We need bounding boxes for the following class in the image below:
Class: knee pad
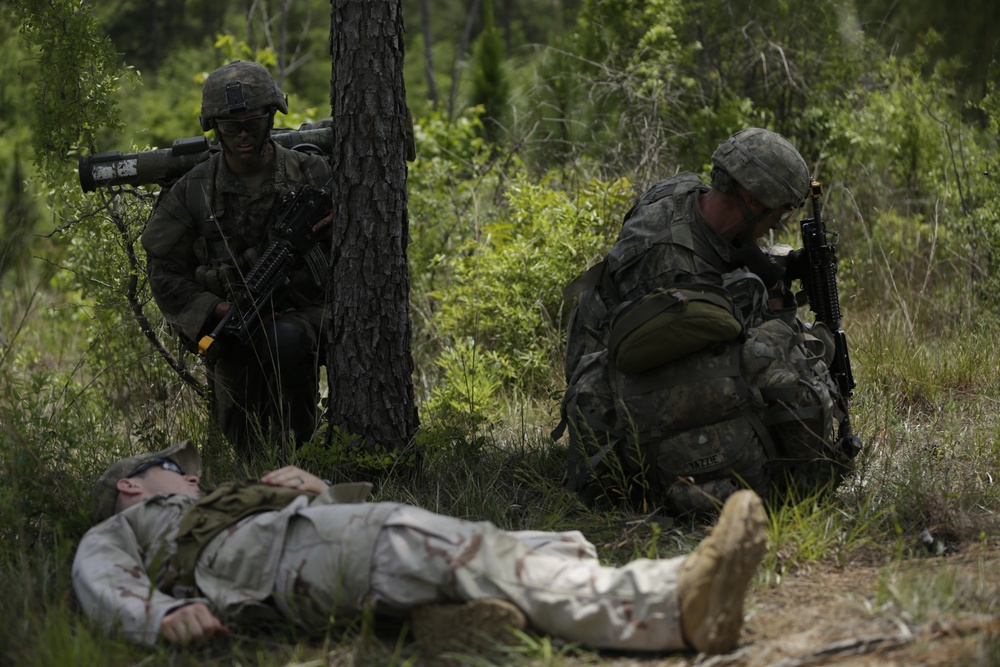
[266,320,311,369]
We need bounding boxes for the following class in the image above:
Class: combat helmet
[199,60,288,132]
[90,439,202,523]
[711,128,809,211]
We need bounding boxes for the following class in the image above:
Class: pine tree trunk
[326,0,418,454]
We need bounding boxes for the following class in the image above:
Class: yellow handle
[197,335,215,357]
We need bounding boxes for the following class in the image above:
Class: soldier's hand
[213,301,231,319]
[784,248,809,283]
[161,603,229,644]
[732,243,784,289]
[312,211,334,240]
[261,466,329,494]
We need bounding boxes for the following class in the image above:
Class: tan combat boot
[677,489,768,654]
[411,598,527,653]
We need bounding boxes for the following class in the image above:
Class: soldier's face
[216,106,272,173]
[752,207,786,240]
[134,465,202,499]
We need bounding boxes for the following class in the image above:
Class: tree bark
[326,0,418,454]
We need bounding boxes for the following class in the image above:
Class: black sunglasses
[126,458,185,478]
[214,113,271,136]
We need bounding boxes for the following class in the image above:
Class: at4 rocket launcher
[78,127,333,192]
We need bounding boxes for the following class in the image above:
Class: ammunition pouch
[607,284,742,374]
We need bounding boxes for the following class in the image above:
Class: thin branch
[100,190,207,397]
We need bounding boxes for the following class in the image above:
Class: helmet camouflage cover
[711,128,810,210]
[199,60,288,131]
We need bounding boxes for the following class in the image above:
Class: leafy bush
[425,175,632,394]
[407,106,495,300]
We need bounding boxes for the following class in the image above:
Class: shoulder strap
[667,178,700,250]
[183,155,224,223]
[563,260,613,301]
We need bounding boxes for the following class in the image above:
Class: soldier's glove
[783,248,809,283]
[731,244,784,289]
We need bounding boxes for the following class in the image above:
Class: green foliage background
[2,0,1000,664]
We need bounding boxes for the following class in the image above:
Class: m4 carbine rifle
[799,178,862,458]
[77,127,333,192]
[197,180,333,360]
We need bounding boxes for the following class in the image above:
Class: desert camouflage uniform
[73,486,687,651]
[141,144,332,453]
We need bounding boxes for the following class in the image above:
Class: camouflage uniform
[73,487,688,651]
[141,141,332,453]
[569,173,774,508]
[141,60,332,455]
[562,128,847,513]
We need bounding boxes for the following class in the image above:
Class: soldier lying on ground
[73,439,768,655]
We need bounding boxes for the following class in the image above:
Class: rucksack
[563,325,775,512]
[562,173,708,382]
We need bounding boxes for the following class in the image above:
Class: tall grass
[4,275,998,664]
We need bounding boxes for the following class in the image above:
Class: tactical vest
[164,481,316,590]
[180,146,331,300]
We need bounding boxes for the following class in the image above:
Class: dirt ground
[741,554,998,667]
[542,545,1000,667]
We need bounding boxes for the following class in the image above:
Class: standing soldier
[141,61,333,460]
